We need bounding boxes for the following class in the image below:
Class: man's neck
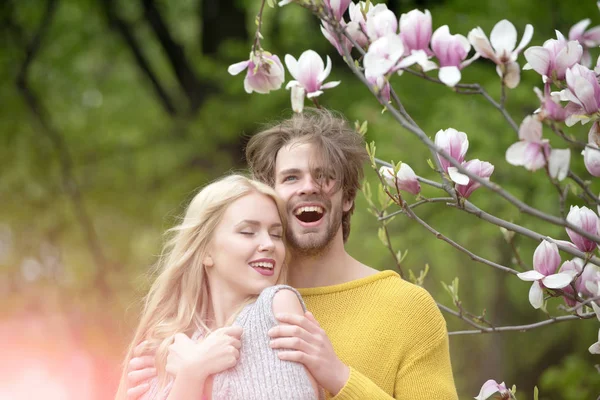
[287,233,376,288]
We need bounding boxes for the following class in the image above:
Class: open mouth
[294,205,324,223]
[249,260,275,276]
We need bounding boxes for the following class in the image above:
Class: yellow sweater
[297,270,458,400]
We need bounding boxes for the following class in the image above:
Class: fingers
[275,313,320,334]
[128,367,157,385]
[304,311,321,327]
[221,325,243,339]
[132,340,151,357]
[268,324,312,342]
[277,350,312,365]
[126,382,150,400]
[270,337,313,353]
[128,356,155,372]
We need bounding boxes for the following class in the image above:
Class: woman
[116,175,320,400]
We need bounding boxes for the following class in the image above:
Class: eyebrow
[235,220,283,229]
[277,168,303,176]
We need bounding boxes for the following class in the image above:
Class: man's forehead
[274,141,322,172]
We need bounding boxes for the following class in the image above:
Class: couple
[116,109,458,400]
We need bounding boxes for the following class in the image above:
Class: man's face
[273,141,352,255]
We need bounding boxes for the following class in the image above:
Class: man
[126,108,458,399]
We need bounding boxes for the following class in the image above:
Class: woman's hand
[166,326,243,379]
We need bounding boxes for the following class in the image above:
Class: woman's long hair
[115,174,288,399]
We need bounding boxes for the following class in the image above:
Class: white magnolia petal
[542,272,574,289]
[320,81,341,89]
[447,167,469,185]
[438,66,462,87]
[490,19,518,55]
[529,281,545,309]
[227,60,250,75]
[517,270,545,281]
[284,54,299,79]
[514,24,534,55]
[318,55,333,83]
[285,80,300,90]
[290,85,305,113]
[548,148,571,181]
[590,339,600,354]
[505,141,528,166]
[306,90,324,98]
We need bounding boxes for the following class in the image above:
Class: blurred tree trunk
[201,0,248,56]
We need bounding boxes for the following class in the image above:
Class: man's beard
[286,208,342,257]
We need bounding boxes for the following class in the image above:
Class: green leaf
[427,158,436,170]
[533,386,538,400]
[377,227,388,247]
[378,182,390,209]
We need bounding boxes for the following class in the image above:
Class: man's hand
[268,311,350,395]
[126,341,157,400]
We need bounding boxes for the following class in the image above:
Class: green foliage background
[1,0,600,399]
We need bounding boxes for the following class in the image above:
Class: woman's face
[205,192,286,298]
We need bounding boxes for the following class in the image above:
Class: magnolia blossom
[583,122,600,176]
[517,240,574,309]
[367,74,391,104]
[454,159,494,199]
[321,21,353,56]
[569,19,600,67]
[505,115,550,171]
[399,9,432,55]
[363,34,411,78]
[560,258,585,307]
[431,25,477,86]
[434,128,469,178]
[566,205,599,253]
[468,20,533,88]
[379,164,421,195]
[474,379,513,400]
[227,51,285,94]
[533,84,567,122]
[524,33,582,83]
[548,148,571,181]
[284,50,340,112]
[324,0,352,21]
[558,64,600,126]
[366,5,398,41]
[346,2,371,47]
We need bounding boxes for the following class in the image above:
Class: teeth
[294,206,324,215]
[250,261,274,269]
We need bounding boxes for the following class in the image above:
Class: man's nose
[299,175,320,195]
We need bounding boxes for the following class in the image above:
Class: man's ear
[203,255,214,268]
[342,197,353,213]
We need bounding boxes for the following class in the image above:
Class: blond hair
[246,108,368,242]
[116,175,288,399]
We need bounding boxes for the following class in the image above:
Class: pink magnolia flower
[227,51,285,94]
[524,32,582,82]
[434,128,469,174]
[364,34,414,78]
[583,122,600,176]
[569,19,600,67]
[367,75,391,104]
[455,159,494,199]
[431,25,477,86]
[517,240,573,309]
[468,20,533,88]
[324,0,352,21]
[558,64,600,126]
[533,84,567,122]
[474,379,513,400]
[566,205,599,253]
[321,21,353,56]
[284,50,340,112]
[399,9,433,55]
[558,258,600,307]
[366,5,398,41]
[379,164,421,195]
[346,2,371,48]
[505,115,551,171]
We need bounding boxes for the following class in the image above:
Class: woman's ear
[203,255,214,268]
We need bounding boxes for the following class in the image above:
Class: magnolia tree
[229,0,600,398]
